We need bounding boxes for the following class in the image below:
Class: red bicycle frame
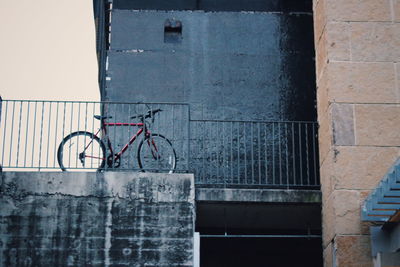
[93,120,149,160]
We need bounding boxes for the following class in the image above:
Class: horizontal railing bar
[200,234,322,238]
[190,119,318,124]
[0,167,190,171]
[195,183,320,187]
[2,99,189,105]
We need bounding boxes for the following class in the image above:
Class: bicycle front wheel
[137,134,176,173]
[57,131,106,171]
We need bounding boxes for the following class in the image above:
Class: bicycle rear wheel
[137,134,176,173]
[57,131,106,171]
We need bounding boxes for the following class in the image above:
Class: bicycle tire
[137,134,176,173]
[57,131,106,171]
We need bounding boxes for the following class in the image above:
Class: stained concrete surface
[106,10,316,122]
[0,172,195,267]
[195,188,321,203]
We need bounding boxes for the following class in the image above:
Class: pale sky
[0,0,100,101]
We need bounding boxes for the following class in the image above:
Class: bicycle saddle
[93,115,113,120]
[130,109,162,119]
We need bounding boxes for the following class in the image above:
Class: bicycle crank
[79,152,85,166]
[107,154,121,168]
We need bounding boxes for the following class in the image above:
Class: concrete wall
[112,0,311,12]
[106,9,316,121]
[0,172,195,267]
[313,0,400,266]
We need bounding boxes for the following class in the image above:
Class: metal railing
[0,100,189,172]
[0,100,320,188]
[190,120,320,188]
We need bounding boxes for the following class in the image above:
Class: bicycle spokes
[138,134,176,173]
[57,131,106,171]
[148,138,160,160]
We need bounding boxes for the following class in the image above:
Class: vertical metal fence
[190,120,320,188]
[0,100,319,188]
[0,100,189,172]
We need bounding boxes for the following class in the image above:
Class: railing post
[187,104,190,173]
[0,96,2,172]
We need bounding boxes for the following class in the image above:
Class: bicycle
[57,108,177,173]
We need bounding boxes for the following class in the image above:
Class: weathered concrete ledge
[195,188,321,203]
[1,171,195,202]
[0,172,195,267]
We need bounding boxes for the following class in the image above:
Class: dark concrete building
[93,0,322,266]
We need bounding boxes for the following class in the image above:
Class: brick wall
[313,0,400,266]
[0,172,195,267]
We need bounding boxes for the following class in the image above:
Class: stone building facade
[313,0,400,266]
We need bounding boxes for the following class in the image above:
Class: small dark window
[164,19,182,43]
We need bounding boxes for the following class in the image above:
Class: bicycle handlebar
[130,109,162,120]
